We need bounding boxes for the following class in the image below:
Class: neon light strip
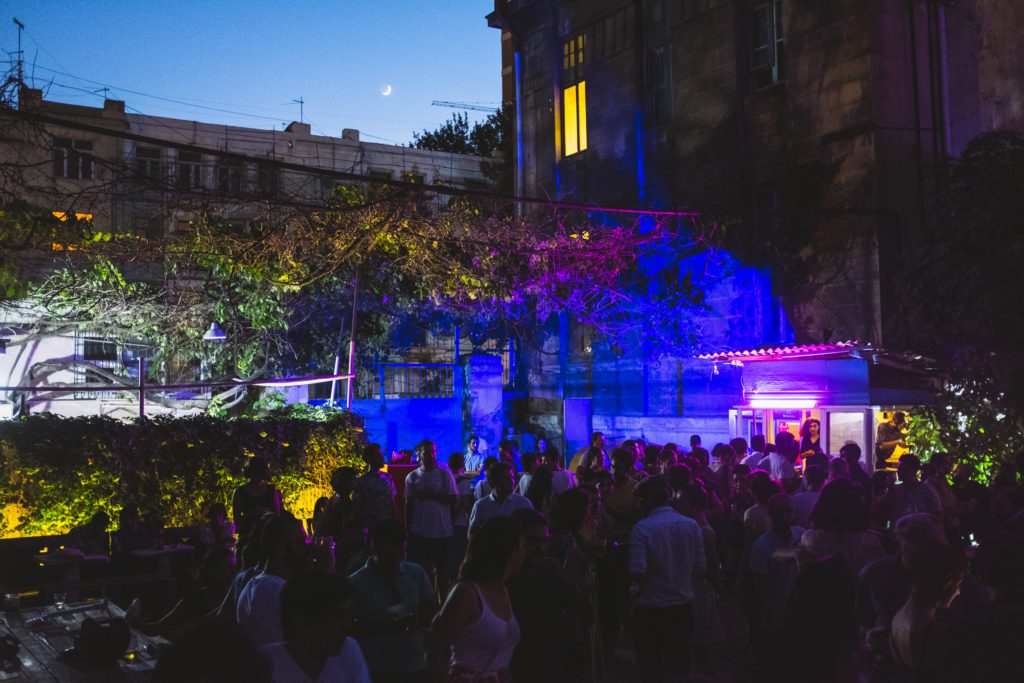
[749,398,817,409]
[252,374,355,388]
[0,373,355,393]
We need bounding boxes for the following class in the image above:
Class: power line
[25,63,448,129]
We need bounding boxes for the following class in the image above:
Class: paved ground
[603,593,753,682]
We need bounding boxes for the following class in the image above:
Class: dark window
[751,0,784,89]
[178,151,203,190]
[645,45,672,126]
[134,215,162,239]
[82,338,117,362]
[52,138,93,180]
[217,158,242,196]
[645,0,668,43]
[752,181,783,244]
[594,6,634,60]
[257,162,279,197]
[136,146,162,182]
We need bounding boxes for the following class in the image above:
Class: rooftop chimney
[342,128,360,142]
[285,121,311,137]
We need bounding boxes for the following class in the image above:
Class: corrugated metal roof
[697,340,862,362]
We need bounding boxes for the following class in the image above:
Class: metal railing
[355,363,457,400]
[3,366,355,418]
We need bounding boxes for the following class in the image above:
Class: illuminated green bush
[0,408,366,538]
[905,378,1024,484]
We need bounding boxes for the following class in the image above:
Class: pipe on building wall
[937,2,953,156]
[907,0,927,234]
[926,1,942,164]
[514,49,525,218]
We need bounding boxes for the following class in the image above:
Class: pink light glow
[749,398,818,409]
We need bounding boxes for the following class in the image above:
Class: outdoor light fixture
[749,397,818,409]
[203,322,227,342]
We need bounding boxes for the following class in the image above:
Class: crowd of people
[63,426,1024,682]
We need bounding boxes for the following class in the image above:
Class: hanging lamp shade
[203,322,227,341]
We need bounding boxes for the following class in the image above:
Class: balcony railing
[355,363,457,400]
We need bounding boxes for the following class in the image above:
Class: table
[33,554,111,603]
[127,544,194,578]
[0,600,167,681]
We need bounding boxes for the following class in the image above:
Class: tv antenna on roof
[12,17,24,84]
[431,100,499,113]
[288,97,305,123]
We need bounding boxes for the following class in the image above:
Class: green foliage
[412,110,507,157]
[905,375,1024,483]
[412,108,513,193]
[0,411,366,538]
[248,390,288,414]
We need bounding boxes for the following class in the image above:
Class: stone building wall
[488,0,1024,445]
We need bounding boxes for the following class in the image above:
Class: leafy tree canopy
[1,182,719,411]
[896,131,1024,472]
[412,108,513,194]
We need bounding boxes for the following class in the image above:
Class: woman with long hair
[799,478,886,574]
[799,418,823,458]
[430,516,525,682]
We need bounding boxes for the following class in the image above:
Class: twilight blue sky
[0,1,501,144]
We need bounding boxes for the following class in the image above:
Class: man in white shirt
[237,516,311,647]
[629,475,706,679]
[741,435,768,469]
[260,570,372,683]
[763,432,798,482]
[468,461,533,536]
[404,440,458,600]
[463,434,486,476]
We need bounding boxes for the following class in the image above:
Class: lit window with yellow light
[563,81,588,156]
[51,211,93,222]
[561,33,588,158]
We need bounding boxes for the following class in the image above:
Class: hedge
[0,408,367,538]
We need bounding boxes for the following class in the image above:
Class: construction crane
[431,100,499,113]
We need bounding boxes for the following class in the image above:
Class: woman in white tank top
[430,516,526,682]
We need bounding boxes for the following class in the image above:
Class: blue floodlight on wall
[203,322,227,342]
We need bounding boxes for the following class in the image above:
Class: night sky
[0,0,500,144]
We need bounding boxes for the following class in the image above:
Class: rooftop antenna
[12,17,24,84]
[292,97,305,123]
[431,100,499,113]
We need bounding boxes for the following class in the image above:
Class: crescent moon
[381,84,393,96]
